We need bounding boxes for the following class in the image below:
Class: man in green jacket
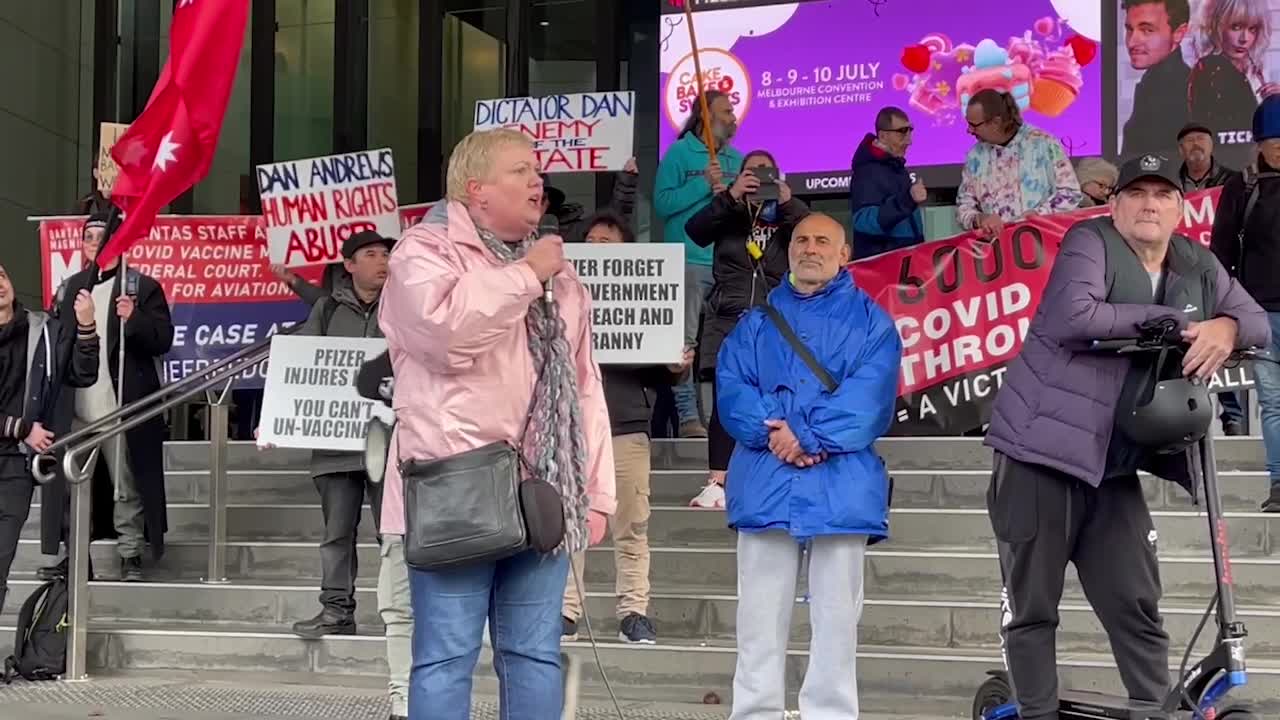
[655,90,743,446]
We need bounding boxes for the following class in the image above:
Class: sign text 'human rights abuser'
[257,148,401,268]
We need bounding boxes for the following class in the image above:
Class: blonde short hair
[445,129,535,203]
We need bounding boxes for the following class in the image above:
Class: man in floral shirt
[956,89,1083,238]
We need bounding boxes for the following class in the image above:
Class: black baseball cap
[1115,154,1181,194]
[1176,122,1213,141]
[342,230,394,259]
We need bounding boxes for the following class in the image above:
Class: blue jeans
[676,263,716,423]
[1250,312,1280,491]
[1219,390,1244,425]
[408,550,569,720]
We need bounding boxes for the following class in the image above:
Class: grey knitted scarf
[477,228,590,554]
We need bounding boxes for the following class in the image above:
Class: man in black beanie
[42,206,175,582]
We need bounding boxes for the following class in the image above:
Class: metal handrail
[32,324,300,485]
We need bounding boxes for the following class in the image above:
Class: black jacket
[41,266,175,558]
[1210,160,1280,311]
[1180,158,1239,194]
[1189,55,1260,169]
[1121,47,1190,159]
[0,307,99,473]
[602,365,680,437]
[685,190,809,373]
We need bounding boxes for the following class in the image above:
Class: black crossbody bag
[400,368,565,571]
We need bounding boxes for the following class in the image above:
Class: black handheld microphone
[537,213,560,304]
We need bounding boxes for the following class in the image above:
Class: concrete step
[42,466,1275,514]
[161,437,1272,474]
[0,622,1275,711]
[13,540,1279,600]
[6,576,1278,658]
[21,503,1276,553]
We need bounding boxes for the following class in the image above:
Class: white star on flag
[153,131,181,172]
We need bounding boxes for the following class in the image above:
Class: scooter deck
[1059,690,1171,719]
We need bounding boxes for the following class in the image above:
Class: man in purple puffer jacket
[984,154,1270,720]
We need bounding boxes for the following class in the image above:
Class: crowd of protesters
[3,83,1280,720]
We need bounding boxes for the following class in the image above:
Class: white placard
[256,148,401,268]
[473,92,635,173]
[258,335,394,451]
[566,243,684,365]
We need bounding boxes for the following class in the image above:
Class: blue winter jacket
[849,134,924,260]
[716,272,903,543]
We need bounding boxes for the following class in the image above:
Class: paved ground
[0,671,968,720]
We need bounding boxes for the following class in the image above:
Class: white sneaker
[689,482,726,509]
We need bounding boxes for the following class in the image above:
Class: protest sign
[398,201,436,230]
[257,148,401,268]
[97,122,130,194]
[567,243,684,364]
[39,215,322,387]
[474,92,636,173]
[850,188,1242,435]
[258,335,394,451]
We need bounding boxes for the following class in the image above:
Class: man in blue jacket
[656,90,744,438]
[716,212,902,719]
[849,106,926,260]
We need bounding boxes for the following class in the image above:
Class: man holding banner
[984,155,1268,720]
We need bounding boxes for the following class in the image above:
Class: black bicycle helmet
[1118,376,1213,454]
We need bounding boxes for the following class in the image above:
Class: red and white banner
[38,203,435,387]
[849,188,1247,435]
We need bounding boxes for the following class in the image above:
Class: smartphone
[748,166,780,201]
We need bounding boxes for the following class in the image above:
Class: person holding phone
[684,150,809,509]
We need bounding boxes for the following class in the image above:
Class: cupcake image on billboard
[894,17,1094,126]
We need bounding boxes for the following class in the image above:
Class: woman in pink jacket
[379,128,616,720]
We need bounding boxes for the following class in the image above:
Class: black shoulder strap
[318,297,339,335]
[1235,168,1275,277]
[761,304,838,392]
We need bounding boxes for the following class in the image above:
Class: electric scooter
[973,334,1264,720]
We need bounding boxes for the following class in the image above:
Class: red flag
[103,0,249,269]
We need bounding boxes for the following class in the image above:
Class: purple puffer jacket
[986,222,1270,487]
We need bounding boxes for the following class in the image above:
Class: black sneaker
[1223,420,1246,436]
[121,556,143,582]
[561,616,579,642]
[618,613,657,645]
[291,608,356,639]
[1263,487,1280,513]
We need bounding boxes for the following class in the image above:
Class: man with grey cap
[1177,121,1245,435]
[984,154,1268,719]
[285,229,392,639]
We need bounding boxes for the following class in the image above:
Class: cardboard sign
[257,148,401,268]
[258,335,394,451]
[473,92,636,173]
[566,243,684,364]
[97,122,130,194]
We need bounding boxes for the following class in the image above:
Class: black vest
[1084,217,1219,479]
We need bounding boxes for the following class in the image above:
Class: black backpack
[3,577,69,682]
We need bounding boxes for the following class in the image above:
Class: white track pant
[730,531,868,720]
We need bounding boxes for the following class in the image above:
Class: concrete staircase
[4,438,1280,713]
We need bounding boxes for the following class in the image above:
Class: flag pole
[113,249,127,508]
[680,3,719,156]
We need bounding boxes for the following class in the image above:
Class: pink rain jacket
[377,201,616,536]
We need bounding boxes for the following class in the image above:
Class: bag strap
[318,297,339,336]
[761,303,838,393]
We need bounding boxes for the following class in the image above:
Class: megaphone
[364,416,394,484]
